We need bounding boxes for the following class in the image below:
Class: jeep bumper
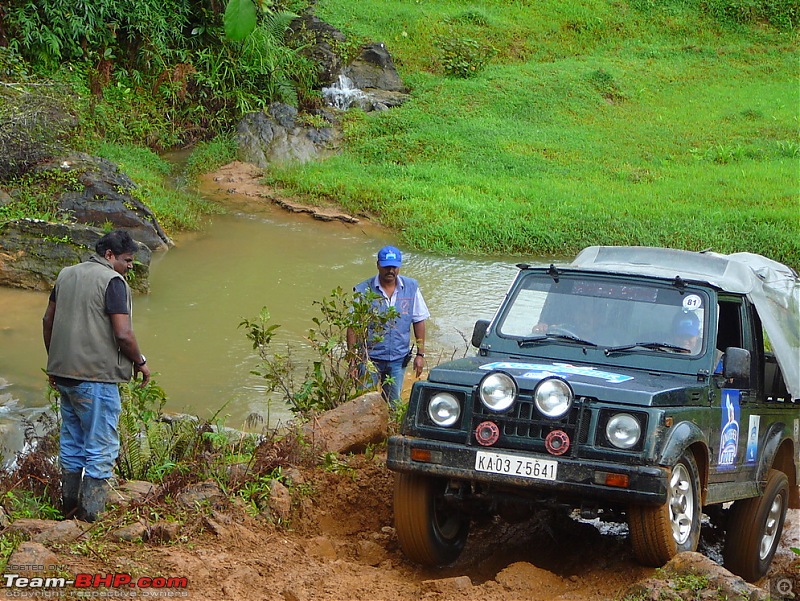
[387,435,668,505]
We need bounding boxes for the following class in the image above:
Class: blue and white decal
[480,362,634,383]
[682,294,703,311]
[745,415,760,464]
[717,390,740,470]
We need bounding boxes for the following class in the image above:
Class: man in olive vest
[347,246,429,407]
[42,230,151,522]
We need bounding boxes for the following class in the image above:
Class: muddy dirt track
[53,454,798,601]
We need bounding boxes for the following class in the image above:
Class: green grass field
[261,0,799,267]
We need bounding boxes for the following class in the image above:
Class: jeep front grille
[471,394,588,456]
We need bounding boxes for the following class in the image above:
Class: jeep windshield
[497,272,709,356]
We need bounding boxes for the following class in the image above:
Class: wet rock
[236,104,341,168]
[287,14,347,85]
[203,515,230,538]
[177,480,225,508]
[5,542,60,578]
[112,480,157,506]
[31,520,88,544]
[625,552,767,601]
[149,521,181,543]
[344,43,408,93]
[270,196,358,224]
[111,519,148,542]
[283,467,304,486]
[37,153,173,252]
[302,391,388,454]
[268,480,292,522]
[5,518,59,538]
[324,44,411,112]
[0,219,151,293]
[356,539,387,566]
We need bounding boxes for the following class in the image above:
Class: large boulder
[236,103,341,168]
[0,219,151,293]
[34,153,173,252]
[344,43,408,94]
[302,392,388,453]
[286,13,347,86]
[322,43,411,112]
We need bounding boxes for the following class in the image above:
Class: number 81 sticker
[683,294,703,311]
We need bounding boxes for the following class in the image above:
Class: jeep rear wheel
[723,469,789,582]
[628,451,701,566]
[393,473,470,566]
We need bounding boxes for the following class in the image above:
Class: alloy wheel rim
[759,493,784,560]
[668,463,694,545]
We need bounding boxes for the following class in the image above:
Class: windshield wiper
[518,333,598,348]
[604,341,691,356]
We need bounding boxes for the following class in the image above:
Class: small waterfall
[322,74,367,110]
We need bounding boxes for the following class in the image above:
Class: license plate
[474,450,558,481]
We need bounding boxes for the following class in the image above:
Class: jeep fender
[657,420,709,468]
[755,422,795,490]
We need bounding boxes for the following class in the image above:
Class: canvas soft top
[570,246,800,400]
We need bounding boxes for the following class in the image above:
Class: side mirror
[723,347,751,386]
[472,320,490,348]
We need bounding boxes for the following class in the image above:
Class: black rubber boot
[61,471,82,519]
[78,476,109,523]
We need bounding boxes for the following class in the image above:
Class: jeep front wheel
[393,472,470,566]
[628,451,701,566]
[723,469,789,582]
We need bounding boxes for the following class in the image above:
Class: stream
[0,184,550,459]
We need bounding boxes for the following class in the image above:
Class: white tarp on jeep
[571,246,800,400]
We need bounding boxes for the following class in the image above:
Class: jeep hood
[427,356,705,407]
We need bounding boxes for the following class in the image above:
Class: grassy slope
[264,0,799,266]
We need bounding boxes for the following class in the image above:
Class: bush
[0,86,75,180]
[435,36,496,78]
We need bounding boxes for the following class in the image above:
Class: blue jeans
[57,381,121,480]
[360,358,406,407]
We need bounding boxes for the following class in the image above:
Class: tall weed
[240,287,399,415]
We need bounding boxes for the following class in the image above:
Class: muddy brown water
[0,196,542,456]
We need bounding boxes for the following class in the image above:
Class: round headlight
[479,372,517,412]
[534,378,573,418]
[605,413,641,449]
[428,393,461,427]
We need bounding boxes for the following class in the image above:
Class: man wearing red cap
[348,245,430,407]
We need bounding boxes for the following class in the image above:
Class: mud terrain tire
[628,451,701,566]
[393,473,469,566]
[723,468,789,582]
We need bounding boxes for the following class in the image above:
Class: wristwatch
[135,355,147,367]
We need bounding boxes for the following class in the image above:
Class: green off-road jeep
[387,246,799,581]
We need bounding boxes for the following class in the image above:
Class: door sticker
[717,390,740,470]
[745,415,760,464]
